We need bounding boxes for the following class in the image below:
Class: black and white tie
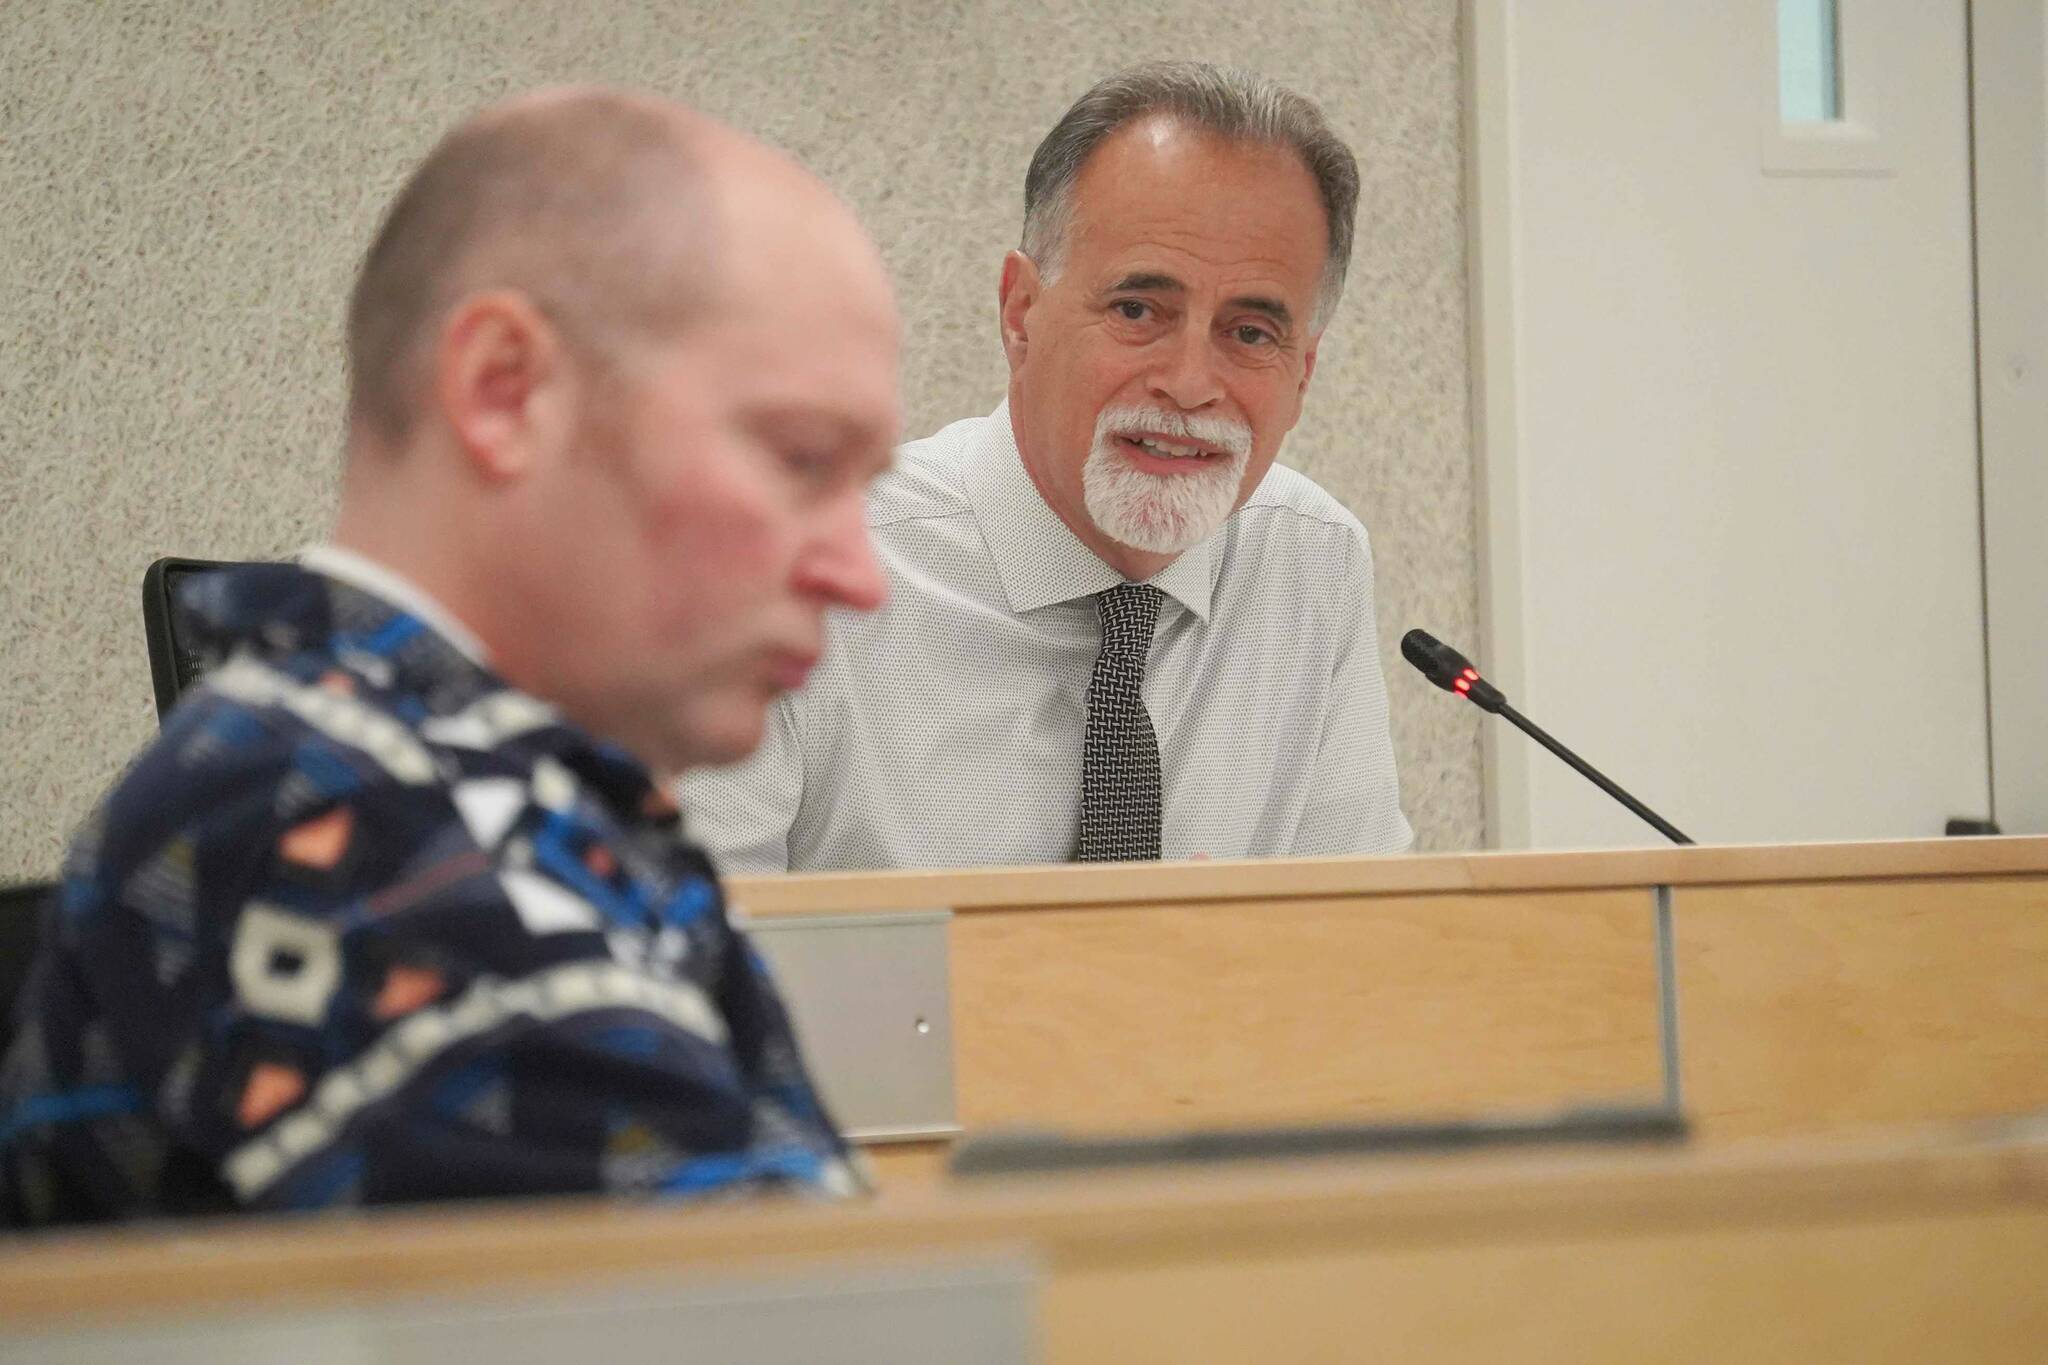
[1075,583,1163,862]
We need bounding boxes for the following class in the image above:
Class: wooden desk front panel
[1677,874,2048,1138]
[1048,1207,2048,1363]
[735,844,2048,1158]
[948,888,1663,1130]
[6,1131,2047,1363]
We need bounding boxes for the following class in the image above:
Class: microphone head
[1401,628,1467,691]
[1402,628,1508,712]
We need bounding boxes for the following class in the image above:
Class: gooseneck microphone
[1402,629,1694,846]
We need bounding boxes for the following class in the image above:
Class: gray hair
[1020,62,1360,331]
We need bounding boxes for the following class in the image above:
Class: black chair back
[0,881,54,1054]
[142,557,236,720]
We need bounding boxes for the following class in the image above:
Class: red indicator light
[1462,668,1479,681]
[1455,678,1471,693]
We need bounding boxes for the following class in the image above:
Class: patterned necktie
[1075,583,1163,862]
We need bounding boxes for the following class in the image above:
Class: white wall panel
[1469,0,1988,847]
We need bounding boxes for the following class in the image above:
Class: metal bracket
[745,909,960,1144]
[1653,884,1684,1114]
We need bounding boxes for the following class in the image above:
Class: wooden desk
[3,1122,2045,1362]
[731,837,2048,1184]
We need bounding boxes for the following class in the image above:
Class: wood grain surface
[1677,876,2048,1136]
[728,835,2048,917]
[4,1122,2046,1363]
[949,889,1662,1129]
[737,840,2048,1179]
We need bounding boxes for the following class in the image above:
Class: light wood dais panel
[1677,875,2048,1137]
[4,1126,2047,1363]
[733,841,2048,1162]
[950,889,1662,1130]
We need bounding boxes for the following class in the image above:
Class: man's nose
[1147,323,1225,410]
[796,500,888,614]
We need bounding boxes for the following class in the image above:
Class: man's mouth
[1118,433,1219,462]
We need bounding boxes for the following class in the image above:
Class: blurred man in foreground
[686,62,1410,872]
[0,88,899,1223]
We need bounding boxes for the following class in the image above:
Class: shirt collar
[297,543,491,666]
[956,402,1218,621]
[284,549,660,818]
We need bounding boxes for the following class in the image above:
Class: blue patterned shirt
[1,561,855,1225]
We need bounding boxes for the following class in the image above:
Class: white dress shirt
[680,404,1412,872]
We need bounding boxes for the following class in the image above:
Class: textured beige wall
[0,0,1480,880]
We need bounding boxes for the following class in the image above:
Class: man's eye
[1233,325,1275,346]
[1112,300,1150,321]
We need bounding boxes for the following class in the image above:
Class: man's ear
[997,250,1041,374]
[1299,332,1321,399]
[434,290,573,482]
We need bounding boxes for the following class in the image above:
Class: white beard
[1081,405,1255,555]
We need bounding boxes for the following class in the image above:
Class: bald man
[0,90,899,1224]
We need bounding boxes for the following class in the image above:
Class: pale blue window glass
[1779,0,1843,122]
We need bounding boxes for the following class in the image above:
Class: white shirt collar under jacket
[297,543,490,666]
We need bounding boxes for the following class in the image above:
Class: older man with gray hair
[685,61,1411,872]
